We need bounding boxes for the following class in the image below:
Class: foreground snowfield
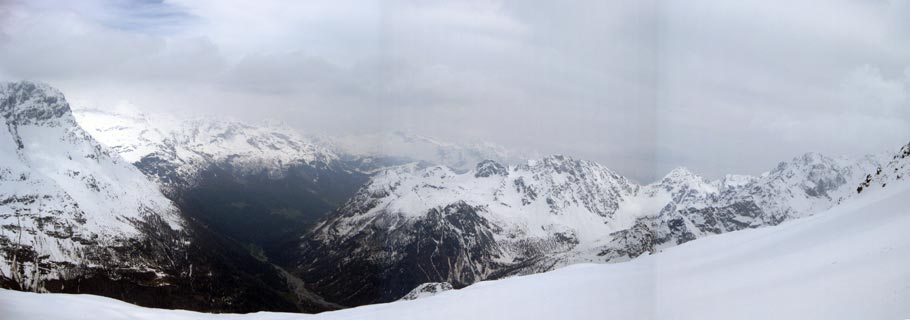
[2,182,909,320]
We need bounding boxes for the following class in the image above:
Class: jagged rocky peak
[0,81,73,126]
[293,144,893,307]
[474,159,508,177]
[294,154,650,305]
[523,154,589,172]
[655,167,713,189]
[640,166,718,204]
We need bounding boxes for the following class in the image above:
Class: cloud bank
[1,0,907,181]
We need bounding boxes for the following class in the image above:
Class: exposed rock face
[295,151,884,306]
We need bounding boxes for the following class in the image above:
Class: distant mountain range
[292,152,884,305]
[1,82,905,311]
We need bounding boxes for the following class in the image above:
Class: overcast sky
[1,0,908,182]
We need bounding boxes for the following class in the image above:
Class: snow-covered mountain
[0,82,185,290]
[4,159,909,319]
[73,109,342,195]
[75,108,529,183]
[294,151,885,305]
[0,82,322,313]
[311,131,532,173]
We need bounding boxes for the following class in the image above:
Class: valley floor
[2,183,909,320]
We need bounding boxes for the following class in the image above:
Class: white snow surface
[2,176,908,320]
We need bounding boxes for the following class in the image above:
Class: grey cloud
[0,0,908,182]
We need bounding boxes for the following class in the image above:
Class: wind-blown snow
[2,175,908,319]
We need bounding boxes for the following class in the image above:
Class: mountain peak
[797,151,830,163]
[663,166,697,180]
[474,159,508,177]
[534,154,586,168]
[0,81,73,125]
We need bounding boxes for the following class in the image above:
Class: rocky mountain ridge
[293,149,886,306]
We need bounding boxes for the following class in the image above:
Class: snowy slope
[294,151,886,305]
[0,82,185,289]
[858,140,910,193]
[2,168,908,319]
